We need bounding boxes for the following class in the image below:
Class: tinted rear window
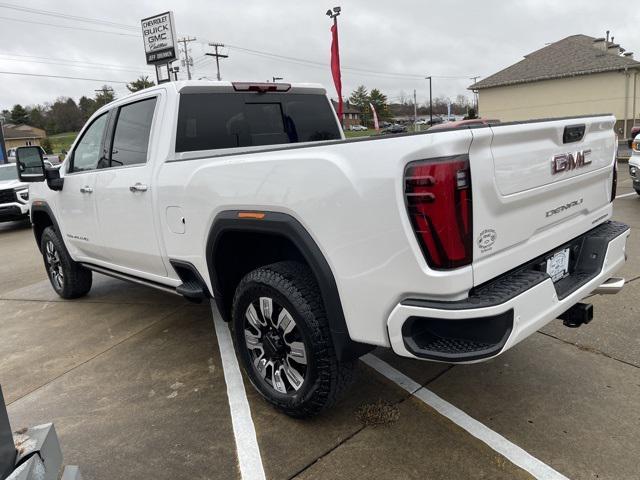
[176,92,341,152]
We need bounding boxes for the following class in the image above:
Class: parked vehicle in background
[430,118,501,130]
[381,123,407,134]
[348,124,367,131]
[15,80,629,418]
[629,134,640,195]
[629,126,640,148]
[0,164,29,222]
[7,146,58,165]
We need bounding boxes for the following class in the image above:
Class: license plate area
[546,248,571,282]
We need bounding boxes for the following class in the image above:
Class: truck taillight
[404,156,473,269]
[611,160,618,202]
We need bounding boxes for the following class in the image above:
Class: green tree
[78,96,97,122]
[127,76,155,93]
[40,137,53,154]
[94,86,115,108]
[49,97,82,134]
[348,85,369,110]
[10,104,29,124]
[369,88,390,120]
[28,105,48,130]
[0,109,10,123]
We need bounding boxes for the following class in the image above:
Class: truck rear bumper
[387,221,630,363]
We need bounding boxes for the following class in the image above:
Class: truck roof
[127,80,328,97]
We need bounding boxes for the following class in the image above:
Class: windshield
[0,165,18,181]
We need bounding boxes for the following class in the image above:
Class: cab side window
[71,113,108,172]
[109,98,157,167]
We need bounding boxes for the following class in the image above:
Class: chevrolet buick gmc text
[14,81,630,417]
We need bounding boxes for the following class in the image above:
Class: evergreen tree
[127,76,155,93]
[10,104,29,124]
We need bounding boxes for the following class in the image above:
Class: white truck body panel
[27,81,628,361]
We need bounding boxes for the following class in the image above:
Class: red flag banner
[330,23,343,122]
[369,102,379,131]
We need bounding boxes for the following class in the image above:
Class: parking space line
[615,192,637,199]
[361,354,569,480]
[211,301,266,480]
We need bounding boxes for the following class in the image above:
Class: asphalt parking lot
[1,167,638,480]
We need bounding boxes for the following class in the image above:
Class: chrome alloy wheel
[45,240,64,290]
[244,297,308,394]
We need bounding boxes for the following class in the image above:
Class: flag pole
[327,7,343,128]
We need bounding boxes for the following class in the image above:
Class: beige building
[1,123,46,150]
[470,35,640,139]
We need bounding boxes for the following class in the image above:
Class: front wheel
[231,261,354,418]
[40,226,92,299]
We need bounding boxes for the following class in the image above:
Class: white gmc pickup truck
[15,81,630,417]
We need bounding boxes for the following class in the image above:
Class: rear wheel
[40,226,92,299]
[231,261,354,418]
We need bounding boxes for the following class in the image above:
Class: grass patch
[344,129,378,138]
[48,132,78,154]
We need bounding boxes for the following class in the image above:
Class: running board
[80,263,181,296]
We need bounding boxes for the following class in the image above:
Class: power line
[0,71,129,84]
[0,15,140,37]
[0,55,153,75]
[0,52,153,71]
[0,2,139,31]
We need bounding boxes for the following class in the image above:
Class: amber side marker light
[238,212,266,219]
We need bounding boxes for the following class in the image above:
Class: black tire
[231,261,354,418]
[635,188,640,196]
[40,226,92,299]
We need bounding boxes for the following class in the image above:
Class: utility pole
[178,36,196,80]
[206,43,228,81]
[470,75,480,116]
[413,89,418,131]
[425,76,433,125]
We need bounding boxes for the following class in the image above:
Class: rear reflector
[232,82,291,93]
[404,156,473,269]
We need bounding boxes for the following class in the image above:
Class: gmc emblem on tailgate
[551,149,592,174]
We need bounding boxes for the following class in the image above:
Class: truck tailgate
[470,115,617,285]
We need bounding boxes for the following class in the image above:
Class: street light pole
[272,76,283,83]
[425,76,432,125]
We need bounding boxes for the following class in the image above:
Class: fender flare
[30,201,61,251]
[206,210,373,361]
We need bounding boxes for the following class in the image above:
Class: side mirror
[15,146,45,182]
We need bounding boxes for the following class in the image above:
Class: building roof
[470,35,640,90]
[330,100,362,115]
[1,123,46,140]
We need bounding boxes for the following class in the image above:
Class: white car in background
[7,146,59,165]
[348,124,367,131]
[0,163,29,222]
[629,134,640,195]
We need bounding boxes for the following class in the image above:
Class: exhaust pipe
[592,277,625,295]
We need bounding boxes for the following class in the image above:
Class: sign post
[141,11,178,84]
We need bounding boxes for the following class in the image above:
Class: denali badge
[551,149,591,174]
[546,198,583,218]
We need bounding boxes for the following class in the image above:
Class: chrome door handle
[80,186,93,194]
[129,183,148,192]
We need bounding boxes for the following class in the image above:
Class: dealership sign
[141,11,177,64]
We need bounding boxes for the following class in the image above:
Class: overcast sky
[1,0,638,112]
